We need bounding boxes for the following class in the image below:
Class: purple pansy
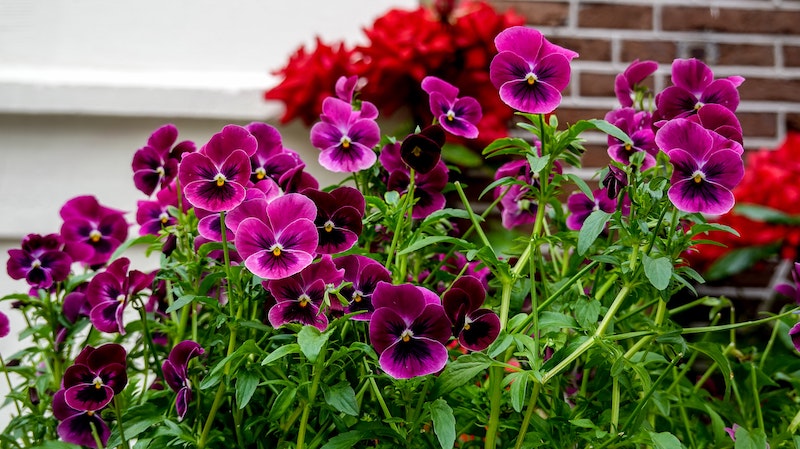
[334,254,392,321]
[0,310,9,338]
[489,26,578,114]
[605,108,658,170]
[234,193,318,280]
[6,233,72,290]
[303,186,365,254]
[566,187,628,231]
[400,124,446,175]
[61,344,127,412]
[493,157,562,230]
[246,121,305,186]
[136,183,181,236]
[335,75,379,120]
[60,196,129,267]
[132,124,196,197]
[775,262,800,305]
[421,76,482,139]
[603,165,628,200]
[265,255,344,330]
[178,125,257,212]
[656,119,744,215]
[52,389,111,448]
[614,59,658,107]
[380,142,449,220]
[86,257,155,335]
[790,322,800,353]
[685,103,744,144]
[655,58,744,122]
[310,97,380,172]
[369,282,452,379]
[442,276,500,352]
[162,340,204,420]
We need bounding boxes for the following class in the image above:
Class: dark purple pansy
[334,254,392,321]
[489,26,578,114]
[302,186,365,254]
[234,193,318,280]
[369,282,451,379]
[61,344,127,413]
[52,389,110,449]
[566,187,629,230]
[790,322,800,353]
[60,196,129,267]
[0,310,9,338]
[656,119,744,215]
[136,183,181,236]
[400,124,446,174]
[614,59,658,107]
[178,125,257,212]
[265,255,344,330]
[162,340,204,420]
[442,276,500,352]
[421,76,482,139]
[775,262,800,305]
[86,257,155,335]
[246,121,305,186]
[654,58,744,122]
[310,97,380,173]
[6,233,72,290]
[132,123,196,197]
[604,108,657,170]
[380,142,449,220]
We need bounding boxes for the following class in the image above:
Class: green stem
[681,308,798,334]
[610,376,620,433]
[750,363,764,431]
[0,353,31,447]
[454,181,493,252]
[296,347,327,449]
[513,381,541,449]
[113,396,130,449]
[758,317,782,370]
[484,366,504,449]
[364,359,400,435]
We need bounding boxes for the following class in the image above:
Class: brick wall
[488,0,800,169]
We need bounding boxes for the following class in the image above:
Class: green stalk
[454,181,493,252]
[750,363,764,431]
[610,376,620,433]
[483,366,504,449]
[296,347,327,449]
[513,381,542,449]
[113,396,130,449]
[0,353,31,447]
[758,317,782,370]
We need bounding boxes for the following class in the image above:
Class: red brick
[490,1,569,26]
[738,77,800,102]
[549,37,611,61]
[621,40,677,64]
[783,45,800,67]
[738,111,778,139]
[581,143,612,169]
[717,44,774,67]
[788,113,800,132]
[580,72,616,97]
[662,7,800,35]
[578,3,652,30]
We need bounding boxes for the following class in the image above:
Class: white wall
[0,0,417,431]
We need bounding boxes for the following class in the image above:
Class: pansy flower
[136,183,181,236]
[234,193,318,280]
[603,165,628,200]
[380,141,449,219]
[132,124,196,196]
[489,26,578,114]
[656,119,744,215]
[86,257,155,335]
[655,58,744,122]
[61,344,128,412]
[605,108,657,170]
[400,124,446,174]
[162,340,204,420]
[0,310,9,338]
[310,97,380,172]
[246,121,305,186]
[442,276,500,351]
[60,196,129,267]
[6,233,72,291]
[369,282,451,379]
[265,256,344,330]
[493,157,560,230]
[421,76,482,139]
[566,187,628,231]
[775,262,800,305]
[52,389,111,448]
[685,103,743,144]
[302,186,365,254]
[178,125,257,212]
[334,254,392,321]
[614,59,658,108]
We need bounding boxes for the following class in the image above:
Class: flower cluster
[3,19,800,449]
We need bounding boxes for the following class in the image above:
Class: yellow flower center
[446,110,455,122]
[694,102,704,111]
[412,146,422,157]
[255,167,267,180]
[341,136,352,149]
[116,294,126,303]
[93,376,103,389]
[324,221,334,232]
[693,173,704,183]
[272,247,282,257]
[160,213,170,224]
[353,293,363,303]
[155,166,165,177]
[624,143,632,151]
[526,73,537,85]
[298,295,310,308]
[89,230,102,243]
[463,323,471,331]
[214,173,226,187]
[401,329,413,343]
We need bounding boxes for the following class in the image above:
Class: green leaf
[166,294,196,314]
[525,153,548,174]
[261,343,300,365]
[431,353,492,398]
[267,387,297,422]
[577,210,611,255]
[106,404,164,448]
[323,382,359,416]
[689,342,732,398]
[109,234,161,261]
[588,118,632,145]
[419,208,475,229]
[735,203,800,224]
[320,431,369,449]
[430,398,456,449]
[642,253,673,291]
[538,311,578,333]
[442,142,483,167]
[734,426,769,449]
[650,431,685,449]
[398,236,472,255]
[506,372,530,413]
[236,370,260,409]
[564,173,595,202]
[297,326,330,363]
[482,137,531,156]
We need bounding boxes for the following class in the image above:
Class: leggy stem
[296,348,327,449]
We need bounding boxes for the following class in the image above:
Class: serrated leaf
[430,398,456,449]
[643,253,673,291]
[298,326,330,363]
[236,370,259,409]
[323,383,359,416]
[577,210,612,255]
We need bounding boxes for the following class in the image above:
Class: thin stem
[750,363,764,431]
[0,353,31,447]
[610,376,620,433]
[113,396,130,449]
[513,381,542,449]
[484,366,504,449]
[296,347,327,449]
[758,317,782,370]
[454,181,493,253]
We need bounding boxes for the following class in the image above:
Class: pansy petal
[668,178,735,215]
[268,300,328,330]
[499,79,563,114]
[493,26,544,62]
[372,282,425,320]
[378,336,448,379]
[671,58,714,93]
[58,411,110,449]
[64,383,114,412]
[175,386,191,420]
[789,322,800,352]
[459,309,501,352]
